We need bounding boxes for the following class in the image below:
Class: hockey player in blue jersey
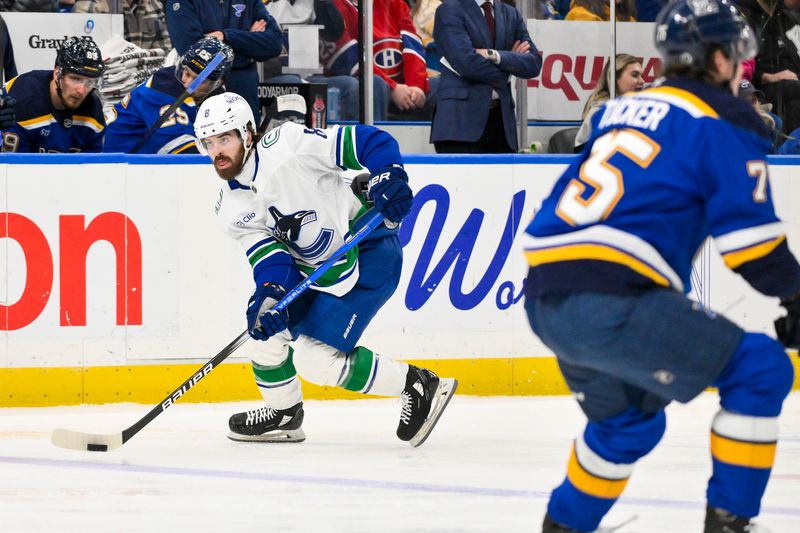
[104,37,234,154]
[523,1,799,532]
[2,36,105,153]
[193,92,457,446]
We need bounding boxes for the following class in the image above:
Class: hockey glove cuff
[367,166,413,223]
[247,283,289,341]
[0,96,16,131]
[775,291,800,349]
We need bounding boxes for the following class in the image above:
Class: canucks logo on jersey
[268,206,334,261]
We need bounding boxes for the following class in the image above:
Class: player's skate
[542,513,637,532]
[228,402,306,442]
[396,366,457,447]
[704,505,773,533]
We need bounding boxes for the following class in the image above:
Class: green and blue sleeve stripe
[246,237,298,287]
[335,125,403,172]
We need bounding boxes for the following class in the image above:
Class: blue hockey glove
[367,166,413,223]
[0,95,15,130]
[775,293,800,349]
[246,283,289,341]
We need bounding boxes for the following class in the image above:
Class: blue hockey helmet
[179,37,234,82]
[655,0,758,70]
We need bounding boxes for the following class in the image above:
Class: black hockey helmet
[56,36,104,78]
[655,0,757,71]
[179,36,234,82]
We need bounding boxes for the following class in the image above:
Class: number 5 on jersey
[556,129,660,226]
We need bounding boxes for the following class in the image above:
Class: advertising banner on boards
[0,157,792,369]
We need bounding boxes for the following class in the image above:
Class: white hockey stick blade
[410,378,458,448]
[51,428,124,452]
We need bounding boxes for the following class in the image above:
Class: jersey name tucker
[597,98,670,132]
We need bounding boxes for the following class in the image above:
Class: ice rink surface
[1,394,798,533]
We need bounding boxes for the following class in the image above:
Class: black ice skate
[228,402,306,443]
[397,366,457,447]
[705,505,772,533]
[542,514,582,533]
[543,513,638,533]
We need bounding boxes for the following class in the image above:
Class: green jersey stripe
[341,346,375,392]
[248,241,290,267]
[252,347,297,384]
[341,126,363,170]
[296,246,358,287]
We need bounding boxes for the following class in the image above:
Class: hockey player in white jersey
[194,92,457,446]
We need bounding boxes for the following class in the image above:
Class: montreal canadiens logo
[373,38,403,78]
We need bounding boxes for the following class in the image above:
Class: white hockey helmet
[194,92,256,156]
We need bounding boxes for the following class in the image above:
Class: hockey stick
[51,211,387,452]
[129,51,225,154]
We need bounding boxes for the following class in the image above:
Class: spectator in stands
[0,13,17,82]
[122,0,173,51]
[574,53,644,149]
[431,0,541,153]
[323,0,435,120]
[738,0,800,134]
[104,37,233,154]
[264,0,363,121]
[70,0,110,12]
[411,0,442,71]
[565,0,636,20]
[741,57,755,81]
[165,0,283,123]
[634,0,666,21]
[0,14,15,131]
[2,36,105,153]
[0,0,57,11]
[739,79,782,151]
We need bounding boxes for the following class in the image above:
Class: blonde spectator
[411,0,441,46]
[574,53,643,148]
[565,0,636,21]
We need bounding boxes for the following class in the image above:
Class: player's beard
[214,143,246,181]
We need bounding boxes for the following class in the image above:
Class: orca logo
[268,206,333,260]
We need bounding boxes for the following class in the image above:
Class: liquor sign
[526,21,661,121]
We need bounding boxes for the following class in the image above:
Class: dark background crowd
[2,0,800,155]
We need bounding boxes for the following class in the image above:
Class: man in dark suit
[431,0,541,153]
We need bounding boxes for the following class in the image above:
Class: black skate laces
[246,407,277,426]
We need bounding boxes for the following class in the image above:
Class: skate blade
[227,428,306,443]
[409,378,458,448]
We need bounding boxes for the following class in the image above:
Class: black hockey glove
[0,95,16,131]
[367,166,413,223]
[774,292,800,349]
[246,283,289,341]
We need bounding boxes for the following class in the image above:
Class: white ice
[1,394,799,533]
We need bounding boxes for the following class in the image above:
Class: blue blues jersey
[524,77,800,299]
[104,67,200,154]
[2,70,105,153]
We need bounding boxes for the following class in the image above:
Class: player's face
[616,62,644,95]
[180,67,218,99]
[57,70,98,109]
[202,130,246,180]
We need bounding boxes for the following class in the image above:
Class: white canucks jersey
[214,122,404,295]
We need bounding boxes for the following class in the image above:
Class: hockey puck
[87,443,108,452]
